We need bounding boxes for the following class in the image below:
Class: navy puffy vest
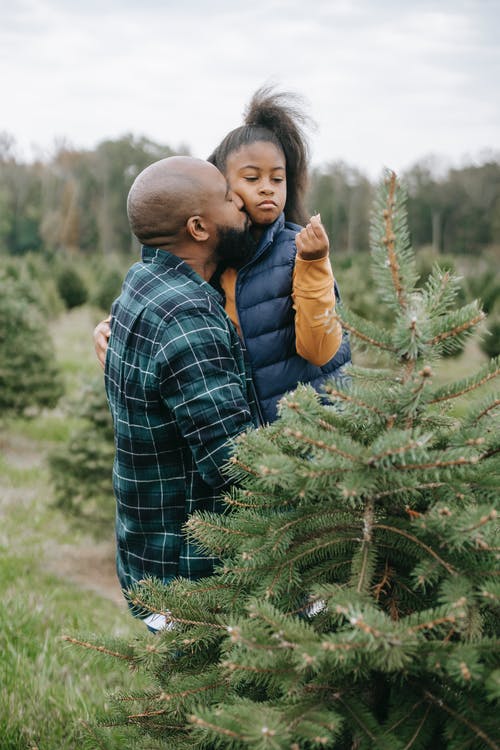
[234,214,351,423]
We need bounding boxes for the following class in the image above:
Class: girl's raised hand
[295,214,330,260]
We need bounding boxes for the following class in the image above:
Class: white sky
[1,0,499,178]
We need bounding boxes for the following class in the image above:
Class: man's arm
[157,307,255,488]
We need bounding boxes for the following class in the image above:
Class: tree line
[1,131,499,257]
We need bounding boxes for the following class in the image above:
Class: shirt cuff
[293,255,335,294]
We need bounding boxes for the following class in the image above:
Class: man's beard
[215,223,256,268]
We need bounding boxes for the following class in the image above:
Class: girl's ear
[186,215,209,242]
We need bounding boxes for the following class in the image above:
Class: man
[105,156,258,629]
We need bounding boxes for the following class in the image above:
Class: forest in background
[1,131,500,259]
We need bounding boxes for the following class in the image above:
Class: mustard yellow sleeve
[219,267,241,336]
[292,255,343,366]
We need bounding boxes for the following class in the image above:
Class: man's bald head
[127,156,226,245]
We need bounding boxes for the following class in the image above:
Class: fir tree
[72,172,500,750]
[48,375,115,527]
[0,273,63,418]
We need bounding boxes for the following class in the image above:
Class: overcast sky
[1,0,499,178]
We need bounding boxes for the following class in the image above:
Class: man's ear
[186,215,210,242]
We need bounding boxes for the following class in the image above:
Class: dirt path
[1,429,126,608]
[45,539,125,606]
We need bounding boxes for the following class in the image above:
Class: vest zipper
[235,270,265,427]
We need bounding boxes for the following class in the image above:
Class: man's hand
[94,316,111,369]
[295,214,330,260]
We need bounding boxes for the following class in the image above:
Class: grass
[50,306,105,385]
[6,413,84,444]
[0,553,144,750]
[0,304,148,750]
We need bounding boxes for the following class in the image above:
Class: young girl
[207,86,350,423]
[94,86,351,423]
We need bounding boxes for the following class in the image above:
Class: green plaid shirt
[105,246,257,602]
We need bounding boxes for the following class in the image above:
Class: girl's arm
[292,215,343,366]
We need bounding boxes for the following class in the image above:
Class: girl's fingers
[296,214,329,253]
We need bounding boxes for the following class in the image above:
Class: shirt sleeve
[292,254,343,366]
[156,307,254,489]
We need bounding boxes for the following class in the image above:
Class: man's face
[204,167,248,233]
[191,162,255,267]
[202,167,254,265]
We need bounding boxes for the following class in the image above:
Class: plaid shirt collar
[141,244,223,305]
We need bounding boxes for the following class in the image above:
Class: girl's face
[225,141,286,235]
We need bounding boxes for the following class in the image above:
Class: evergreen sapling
[74,171,500,750]
[0,273,63,418]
